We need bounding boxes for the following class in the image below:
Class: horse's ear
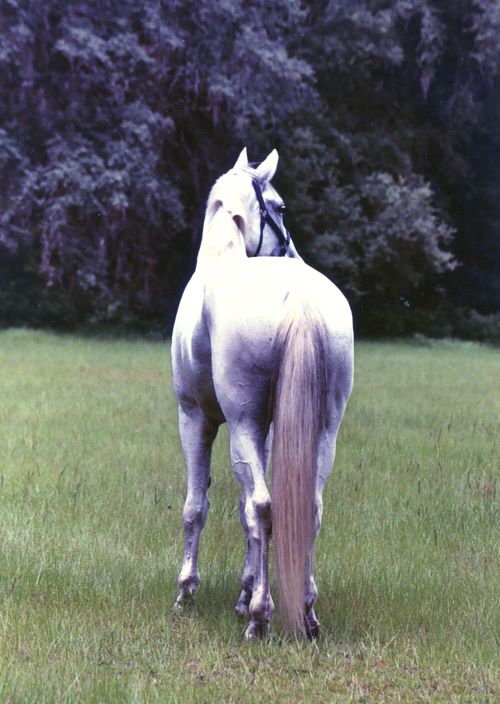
[233,147,248,170]
[255,149,279,182]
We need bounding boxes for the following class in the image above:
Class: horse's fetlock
[254,496,272,522]
[249,590,274,623]
[305,577,318,610]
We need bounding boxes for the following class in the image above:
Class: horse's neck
[196,205,246,272]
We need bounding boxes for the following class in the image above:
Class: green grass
[0,329,497,702]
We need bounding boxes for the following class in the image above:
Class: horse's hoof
[305,617,320,641]
[306,624,319,640]
[244,620,269,641]
[244,624,259,641]
[173,591,195,613]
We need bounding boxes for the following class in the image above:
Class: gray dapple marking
[172,148,353,638]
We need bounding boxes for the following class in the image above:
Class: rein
[251,180,291,257]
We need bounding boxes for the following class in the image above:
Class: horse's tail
[270,302,328,636]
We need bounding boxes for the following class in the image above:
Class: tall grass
[0,330,497,702]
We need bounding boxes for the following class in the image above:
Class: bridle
[251,179,291,257]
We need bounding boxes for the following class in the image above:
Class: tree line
[1,0,499,338]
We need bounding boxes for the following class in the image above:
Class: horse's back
[208,257,353,351]
[207,258,353,423]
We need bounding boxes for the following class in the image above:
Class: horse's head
[206,148,299,259]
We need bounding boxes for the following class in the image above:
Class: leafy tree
[0,0,498,335]
[282,0,499,323]
[0,0,315,323]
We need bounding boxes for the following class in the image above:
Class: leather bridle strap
[251,180,290,257]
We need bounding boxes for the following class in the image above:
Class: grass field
[0,329,497,702]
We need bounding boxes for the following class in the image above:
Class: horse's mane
[200,164,281,261]
[204,166,257,219]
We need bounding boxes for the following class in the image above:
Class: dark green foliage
[0,0,498,335]
[314,171,455,295]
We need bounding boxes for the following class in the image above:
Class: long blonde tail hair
[270,303,328,636]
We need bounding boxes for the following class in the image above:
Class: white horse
[171,148,353,639]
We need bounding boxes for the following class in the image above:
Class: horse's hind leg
[235,428,272,618]
[304,496,322,639]
[174,405,218,610]
[230,422,274,640]
[234,497,255,616]
[304,432,337,639]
